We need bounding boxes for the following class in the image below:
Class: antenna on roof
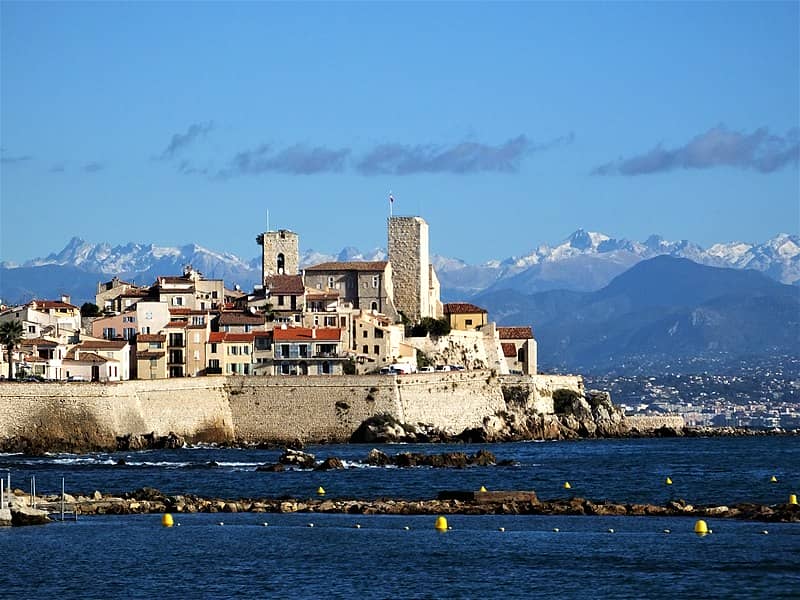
[266,209,270,233]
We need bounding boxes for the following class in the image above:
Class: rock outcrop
[351,388,630,443]
[116,432,186,451]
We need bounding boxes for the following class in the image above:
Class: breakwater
[0,372,582,450]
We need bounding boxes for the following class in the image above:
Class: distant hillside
[475,256,800,372]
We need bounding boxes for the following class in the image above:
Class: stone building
[303,261,398,320]
[257,229,299,280]
[387,216,442,322]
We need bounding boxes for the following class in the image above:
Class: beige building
[443,302,489,331]
[135,334,168,380]
[64,339,130,381]
[0,296,82,341]
[350,310,410,373]
[207,331,255,375]
[497,326,537,375]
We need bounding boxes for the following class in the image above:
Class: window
[374,328,383,338]
[371,302,378,311]
[374,345,380,355]
[141,326,150,334]
[465,319,473,326]
[209,359,220,369]
[192,316,205,325]
[517,348,525,363]
[149,342,162,349]
[278,295,285,306]
[211,291,218,299]
[242,346,250,355]
[124,328,136,340]
[145,312,153,320]
[255,337,271,351]
[123,316,135,323]
[362,345,368,354]
[325,316,335,327]
[328,276,335,288]
[172,297,183,306]
[244,325,251,332]
[193,333,200,343]
[28,325,36,333]
[372,275,379,288]
[193,350,200,360]
[363,330,368,338]
[210,343,218,353]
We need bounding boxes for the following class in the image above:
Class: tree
[81,302,101,317]
[0,319,24,380]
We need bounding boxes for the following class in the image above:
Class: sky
[1,1,798,265]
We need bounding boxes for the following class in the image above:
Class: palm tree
[0,319,24,380]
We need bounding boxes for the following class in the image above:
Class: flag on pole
[389,194,394,204]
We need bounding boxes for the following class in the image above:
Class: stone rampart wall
[626,415,686,431]
[0,372,575,445]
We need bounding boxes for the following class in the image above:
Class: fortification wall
[225,375,401,443]
[0,379,232,446]
[498,373,584,414]
[626,415,686,431]
[396,371,507,434]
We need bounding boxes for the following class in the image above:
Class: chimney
[312,327,317,339]
[61,294,71,305]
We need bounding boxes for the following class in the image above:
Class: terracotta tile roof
[137,334,166,343]
[224,333,256,343]
[254,331,273,338]
[77,340,129,350]
[305,261,388,272]
[443,302,487,315]
[273,327,341,342]
[217,311,265,326]
[30,300,79,310]
[169,308,208,315]
[69,351,117,363]
[305,288,340,300]
[137,351,165,359]
[498,326,534,340]
[164,320,188,329]
[263,275,305,295]
[501,343,518,358]
[20,338,59,347]
[208,332,256,343]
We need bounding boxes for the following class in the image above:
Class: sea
[1,437,798,599]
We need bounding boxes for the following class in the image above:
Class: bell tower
[256,229,299,283]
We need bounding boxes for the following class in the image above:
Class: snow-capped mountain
[1,231,797,305]
[435,229,800,299]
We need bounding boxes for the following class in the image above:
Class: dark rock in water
[256,463,285,472]
[278,448,316,469]
[350,413,411,443]
[365,448,391,466]
[385,450,496,469]
[457,427,489,443]
[653,425,683,437]
[471,449,496,466]
[115,458,127,466]
[116,431,186,451]
[206,461,220,468]
[315,457,345,470]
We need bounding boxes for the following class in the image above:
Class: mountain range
[1,231,798,374]
[1,230,798,307]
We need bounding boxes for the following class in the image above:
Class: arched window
[371,301,378,311]
[277,253,285,274]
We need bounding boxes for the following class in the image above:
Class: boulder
[278,448,316,469]
[315,457,345,470]
[0,507,11,527]
[11,503,51,526]
[256,463,285,472]
[365,448,391,466]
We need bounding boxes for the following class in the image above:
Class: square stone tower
[256,229,299,282]
[388,216,431,323]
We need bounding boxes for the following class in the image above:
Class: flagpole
[389,190,394,218]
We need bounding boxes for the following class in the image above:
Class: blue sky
[1,1,798,265]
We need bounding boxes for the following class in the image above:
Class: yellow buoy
[161,513,173,527]
[789,494,798,505]
[770,475,778,483]
[434,516,448,531]
[479,485,487,492]
[694,519,708,535]
[317,486,325,496]
[563,482,571,489]
[665,477,673,485]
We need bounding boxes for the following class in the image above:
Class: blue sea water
[1,437,799,599]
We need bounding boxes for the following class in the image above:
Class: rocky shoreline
[1,387,796,455]
[4,486,797,526]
